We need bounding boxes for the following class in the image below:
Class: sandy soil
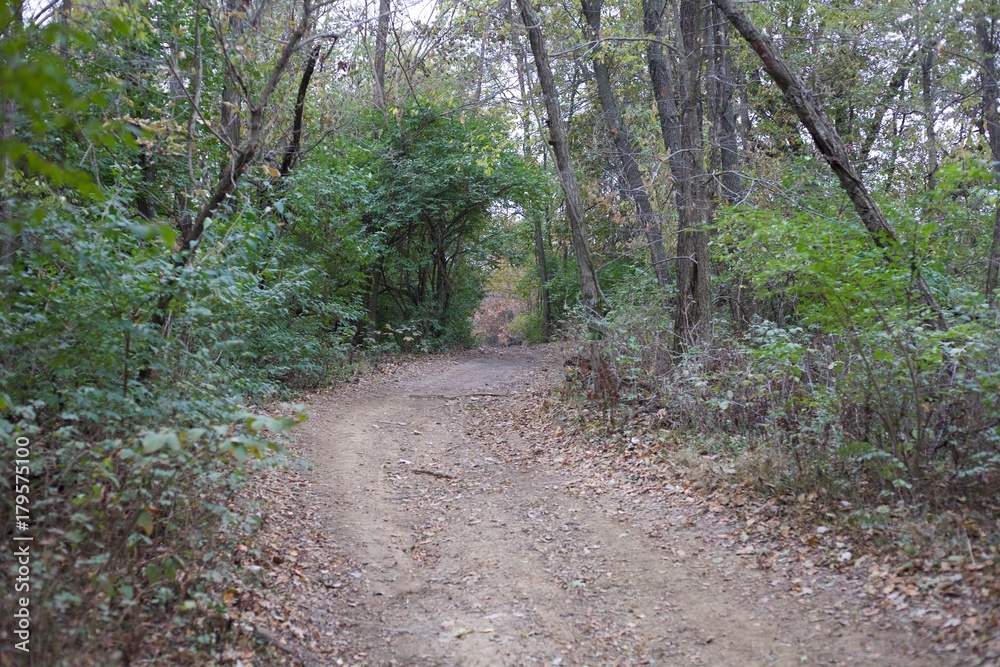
[288,346,956,666]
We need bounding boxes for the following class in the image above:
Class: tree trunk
[533,212,551,340]
[516,0,605,316]
[857,44,916,167]
[220,0,245,185]
[711,0,948,329]
[975,13,1000,306]
[149,2,313,335]
[473,15,491,108]
[708,4,742,204]
[920,37,938,192]
[581,0,669,288]
[674,0,712,348]
[508,0,552,338]
[0,1,23,272]
[373,0,391,111]
[280,43,323,175]
[136,151,157,219]
[642,0,683,189]
[641,0,686,293]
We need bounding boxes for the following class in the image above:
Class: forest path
[291,346,950,666]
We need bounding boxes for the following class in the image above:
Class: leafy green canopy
[329,102,542,349]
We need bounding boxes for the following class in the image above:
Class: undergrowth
[563,280,1000,543]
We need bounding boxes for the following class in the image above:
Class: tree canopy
[2,0,999,660]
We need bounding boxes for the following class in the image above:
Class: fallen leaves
[460,348,1000,663]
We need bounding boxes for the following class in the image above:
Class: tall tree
[516,0,605,315]
[280,43,324,175]
[711,0,948,329]
[642,0,684,223]
[508,0,552,338]
[150,0,317,332]
[373,0,391,111]
[920,34,939,191]
[707,4,742,204]
[674,0,712,346]
[976,12,1000,306]
[581,0,670,288]
[220,0,245,164]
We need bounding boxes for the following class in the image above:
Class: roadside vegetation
[1,0,998,662]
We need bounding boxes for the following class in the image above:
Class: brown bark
[642,0,683,183]
[641,0,686,291]
[920,37,938,192]
[280,43,322,175]
[220,0,245,182]
[150,1,314,333]
[373,0,391,111]
[136,151,157,219]
[711,0,947,329]
[533,212,551,340]
[581,0,670,288]
[516,0,605,316]
[507,0,552,338]
[674,0,712,348]
[707,4,742,204]
[975,13,1000,306]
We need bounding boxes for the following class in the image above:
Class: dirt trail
[293,347,952,666]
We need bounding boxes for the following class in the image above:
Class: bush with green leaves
[572,179,1000,509]
[0,13,331,660]
[348,102,540,348]
[0,191,311,660]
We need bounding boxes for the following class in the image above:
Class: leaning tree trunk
[280,43,323,175]
[508,0,552,337]
[976,13,1000,307]
[508,0,553,338]
[581,0,670,288]
[674,0,712,349]
[516,0,605,316]
[711,0,948,329]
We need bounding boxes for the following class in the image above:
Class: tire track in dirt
[294,347,955,666]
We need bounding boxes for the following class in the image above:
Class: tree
[975,11,1000,306]
[674,0,712,346]
[581,0,670,288]
[711,0,948,329]
[706,4,742,204]
[149,0,324,331]
[516,0,605,316]
[373,0,391,111]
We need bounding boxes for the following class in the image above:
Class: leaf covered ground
[197,346,997,666]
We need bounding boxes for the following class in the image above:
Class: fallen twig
[412,468,456,479]
[407,393,508,399]
[252,624,319,666]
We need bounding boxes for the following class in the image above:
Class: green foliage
[354,101,541,347]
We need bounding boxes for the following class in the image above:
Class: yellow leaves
[136,509,154,536]
[264,165,281,178]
